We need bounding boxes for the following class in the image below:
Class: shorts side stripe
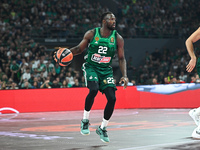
[82,62,87,87]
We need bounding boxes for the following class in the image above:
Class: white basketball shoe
[192,127,200,139]
[189,108,200,126]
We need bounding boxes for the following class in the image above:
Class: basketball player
[185,27,200,139]
[63,12,128,143]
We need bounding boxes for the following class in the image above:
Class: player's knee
[108,95,116,105]
[88,81,99,95]
[104,87,116,105]
[90,88,98,96]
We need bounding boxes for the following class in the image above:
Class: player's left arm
[117,33,128,89]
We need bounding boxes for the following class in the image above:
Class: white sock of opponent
[83,110,90,120]
[100,118,109,129]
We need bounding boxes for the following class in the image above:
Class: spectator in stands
[0,0,199,88]
[190,76,196,83]
[55,77,62,87]
[179,71,187,82]
[1,74,8,83]
[50,68,57,81]
[21,79,32,89]
[6,77,14,88]
[163,77,170,84]
[0,80,4,90]
[16,54,22,65]
[54,63,61,75]
[40,80,51,89]
[66,72,75,86]
[46,60,55,73]
[1,81,7,90]
[32,81,39,89]
[21,67,31,82]
[167,71,174,83]
[152,78,159,85]
[80,76,86,87]
[0,68,5,80]
[61,79,70,88]
[10,60,20,83]
[59,72,65,83]
[9,82,19,89]
[72,78,80,87]
[177,77,186,84]
[20,58,29,74]
[74,72,81,81]
[51,79,61,88]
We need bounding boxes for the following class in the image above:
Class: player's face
[105,14,116,30]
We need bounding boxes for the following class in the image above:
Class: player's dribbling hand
[53,47,61,62]
[119,77,128,89]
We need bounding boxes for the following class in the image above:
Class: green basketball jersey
[84,27,117,68]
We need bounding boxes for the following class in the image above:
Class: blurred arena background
[0,0,200,110]
[0,0,200,90]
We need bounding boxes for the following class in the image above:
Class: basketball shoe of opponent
[189,108,200,126]
[192,127,200,139]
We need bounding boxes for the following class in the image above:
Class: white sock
[83,110,90,119]
[100,118,109,129]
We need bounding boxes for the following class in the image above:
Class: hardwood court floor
[0,109,199,150]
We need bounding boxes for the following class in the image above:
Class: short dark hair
[101,11,113,23]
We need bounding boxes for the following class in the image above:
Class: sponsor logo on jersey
[91,53,111,63]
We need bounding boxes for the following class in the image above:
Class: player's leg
[84,81,99,112]
[81,81,99,135]
[189,107,200,126]
[81,63,99,135]
[96,87,116,143]
[190,107,200,139]
[95,67,116,142]
[103,87,116,120]
[192,123,200,139]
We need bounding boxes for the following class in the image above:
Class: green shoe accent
[96,126,110,143]
[80,119,90,135]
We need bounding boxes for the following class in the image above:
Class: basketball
[55,48,73,66]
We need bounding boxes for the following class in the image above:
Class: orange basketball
[55,48,73,66]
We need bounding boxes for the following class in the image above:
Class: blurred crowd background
[0,0,200,90]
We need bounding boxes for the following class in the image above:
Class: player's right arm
[185,27,200,72]
[70,29,94,56]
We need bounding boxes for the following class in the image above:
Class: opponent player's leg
[190,107,200,139]
[189,107,200,126]
[96,87,116,143]
[189,65,200,126]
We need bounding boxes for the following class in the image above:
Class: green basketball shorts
[82,62,117,93]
